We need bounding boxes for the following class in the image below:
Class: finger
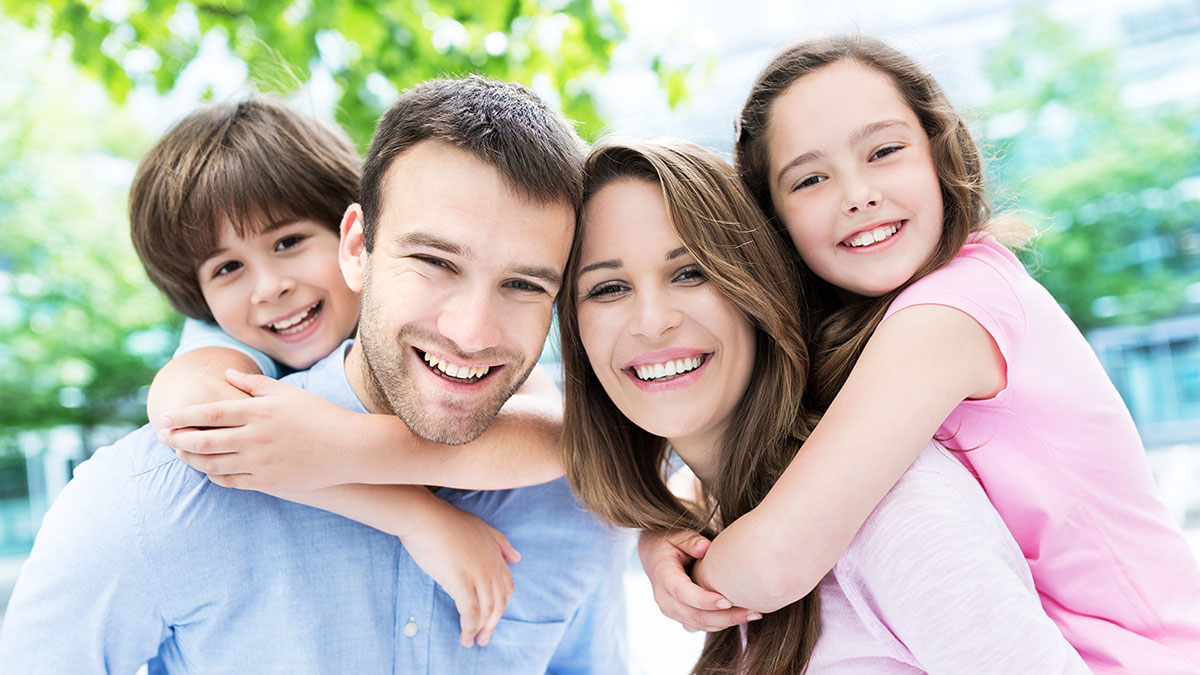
[492,531,521,564]
[666,531,712,559]
[176,448,243,476]
[456,590,481,648]
[224,369,283,398]
[161,401,252,432]
[161,426,246,455]
[206,472,253,490]
[476,571,511,647]
[678,607,761,633]
[650,556,733,611]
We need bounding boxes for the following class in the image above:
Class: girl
[561,138,1087,673]
[644,35,1200,673]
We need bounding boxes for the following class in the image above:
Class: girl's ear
[338,204,367,293]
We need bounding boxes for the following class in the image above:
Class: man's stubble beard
[355,265,537,445]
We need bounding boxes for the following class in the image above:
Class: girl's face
[766,60,944,299]
[576,179,756,469]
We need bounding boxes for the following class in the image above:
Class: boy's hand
[638,530,760,632]
[159,369,380,491]
[402,499,521,647]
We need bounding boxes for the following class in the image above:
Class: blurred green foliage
[0,20,176,437]
[981,9,1200,331]
[2,0,646,146]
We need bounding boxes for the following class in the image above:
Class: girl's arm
[266,483,519,648]
[687,303,1006,614]
[158,365,564,492]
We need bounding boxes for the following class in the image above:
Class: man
[0,76,630,673]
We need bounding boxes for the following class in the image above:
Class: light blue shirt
[0,341,632,673]
[175,317,281,379]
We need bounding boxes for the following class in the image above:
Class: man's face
[340,140,574,445]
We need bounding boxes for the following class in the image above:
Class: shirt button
[404,619,418,638]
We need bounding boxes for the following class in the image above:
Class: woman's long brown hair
[734,35,1016,411]
[558,139,822,674]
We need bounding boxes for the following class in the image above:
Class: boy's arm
[160,364,564,491]
[147,347,260,428]
[271,483,520,647]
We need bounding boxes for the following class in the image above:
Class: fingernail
[157,429,168,442]
[225,368,243,380]
[716,599,732,609]
[747,612,763,621]
[159,415,172,428]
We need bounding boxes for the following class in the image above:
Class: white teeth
[845,223,900,248]
[634,356,703,382]
[422,351,490,381]
[270,302,320,334]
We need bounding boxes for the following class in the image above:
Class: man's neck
[343,338,392,416]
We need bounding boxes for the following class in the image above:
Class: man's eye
[870,145,902,161]
[414,255,452,270]
[506,279,545,293]
[213,261,242,278]
[275,235,305,251]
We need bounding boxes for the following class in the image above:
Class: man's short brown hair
[358,75,585,251]
[129,97,361,321]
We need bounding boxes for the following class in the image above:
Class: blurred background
[0,0,1197,671]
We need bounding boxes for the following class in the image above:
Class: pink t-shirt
[809,442,1089,674]
[881,233,1200,673]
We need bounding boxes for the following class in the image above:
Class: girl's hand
[638,530,760,632]
[158,369,384,491]
[400,499,521,647]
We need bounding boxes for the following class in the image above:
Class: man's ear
[339,203,367,293]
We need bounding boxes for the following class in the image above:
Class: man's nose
[436,287,502,354]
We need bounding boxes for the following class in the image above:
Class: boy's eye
[870,145,902,161]
[581,281,628,301]
[213,260,243,278]
[275,235,305,251]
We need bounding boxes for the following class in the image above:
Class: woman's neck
[667,429,724,486]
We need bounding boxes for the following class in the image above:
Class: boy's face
[197,218,360,370]
[339,140,574,444]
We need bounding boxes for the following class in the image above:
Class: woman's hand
[638,530,760,632]
[158,369,391,491]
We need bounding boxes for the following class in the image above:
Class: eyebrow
[577,246,690,277]
[775,118,913,188]
[394,230,561,286]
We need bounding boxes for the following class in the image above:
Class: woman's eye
[582,282,627,300]
[870,145,902,161]
[674,265,706,283]
[275,235,305,251]
[213,261,242,278]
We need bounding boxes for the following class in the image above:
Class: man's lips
[415,347,500,384]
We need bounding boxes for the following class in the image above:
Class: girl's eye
[275,235,305,252]
[213,260,242,278]
[870,145,902,161]
[581,281,627,301]
[794,175,825,191]
[673,265,706,284]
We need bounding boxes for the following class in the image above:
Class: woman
[558,139,1087,674]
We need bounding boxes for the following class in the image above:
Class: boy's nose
[251,269,296,304]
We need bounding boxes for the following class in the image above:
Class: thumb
[494,532,521,564]
[224,368,279,397]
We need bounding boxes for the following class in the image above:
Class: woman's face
[575,178,756,460]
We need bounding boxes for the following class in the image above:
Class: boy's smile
[197,218,360,370]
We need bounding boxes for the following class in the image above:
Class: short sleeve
[0,446,170,671]
[175,317,279,378]
[882,238,1027,368]
[838,447,1089,674]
